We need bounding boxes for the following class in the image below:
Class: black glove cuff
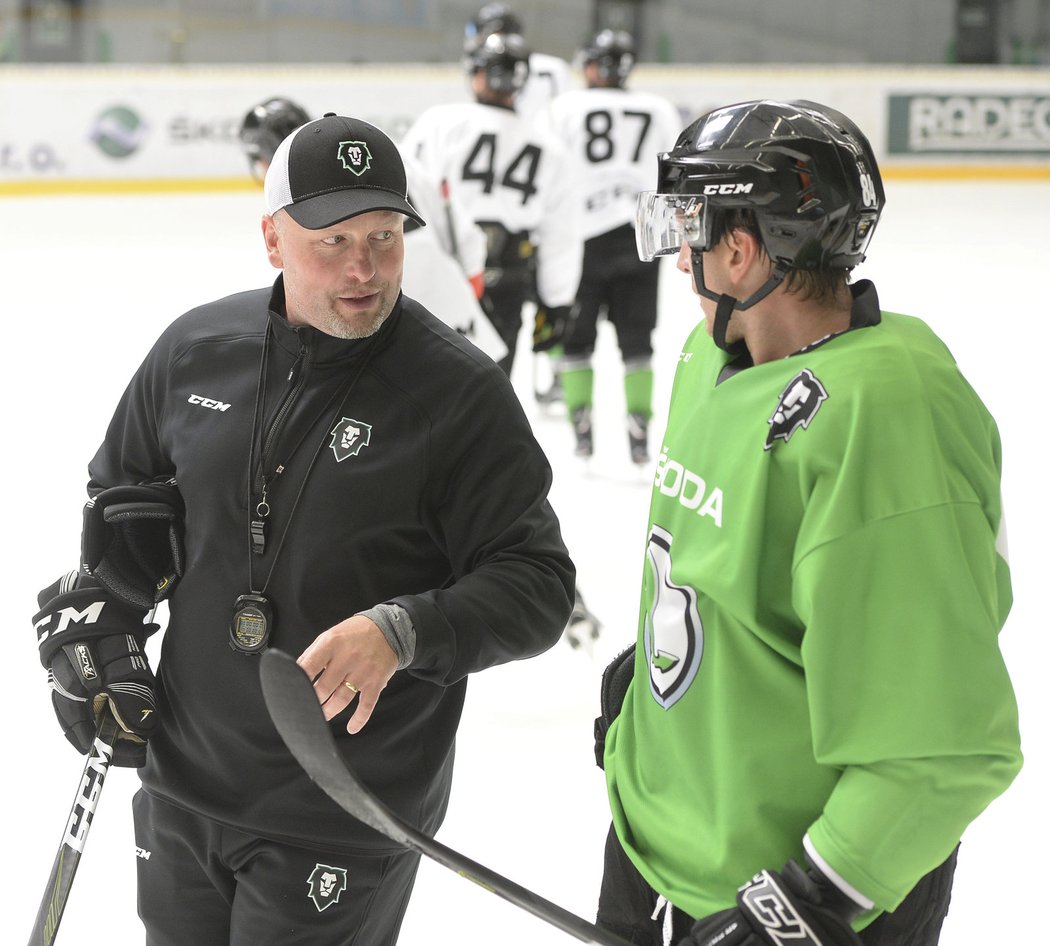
[796,856,866,923]
[594,644,635,769]
[82,479,185,610]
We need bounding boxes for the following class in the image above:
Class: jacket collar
[265,274,402,365]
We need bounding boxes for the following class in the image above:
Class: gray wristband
[357,603,416,670]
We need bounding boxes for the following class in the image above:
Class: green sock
[561,367,594,413]
[624,367,653,417]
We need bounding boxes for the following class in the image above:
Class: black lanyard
[231,321,376,654]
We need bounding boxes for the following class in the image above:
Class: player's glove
[34,570,160,767]
[682,859,864,946]
[594,643,634,769]
[532,304,571,352]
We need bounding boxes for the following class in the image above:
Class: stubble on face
[268,211,404,340]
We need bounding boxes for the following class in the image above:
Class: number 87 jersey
[546,85,683,241]
[400,101,584,311]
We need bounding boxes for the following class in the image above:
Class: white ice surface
[2,179,1047,943]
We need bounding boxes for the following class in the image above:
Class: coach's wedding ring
[344,681,359,693]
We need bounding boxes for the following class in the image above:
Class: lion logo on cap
[337,140,372,176]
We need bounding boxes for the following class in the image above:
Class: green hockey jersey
[604,281,1022,923]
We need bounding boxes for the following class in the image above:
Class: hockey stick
[28,711,120,946]
[259,648,634,946]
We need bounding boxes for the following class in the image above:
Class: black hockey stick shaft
[260,648,634,946]
[27,712,120,946]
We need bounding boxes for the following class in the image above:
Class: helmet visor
[635,192,712,262]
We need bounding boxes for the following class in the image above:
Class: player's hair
[713,209,851,304]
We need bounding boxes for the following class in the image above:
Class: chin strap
[711,292,745,356]
[691,249,789,356]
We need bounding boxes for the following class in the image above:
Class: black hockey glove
[81,479,184,611]
[682,859,864,946]
[34,570,160,767]
[594,643,635,769]
[532,304,570,352]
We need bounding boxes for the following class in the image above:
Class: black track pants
[133,790,421,946]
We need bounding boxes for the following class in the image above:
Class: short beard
[324,308,390,340]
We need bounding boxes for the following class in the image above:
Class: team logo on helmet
[307,863,348,912]
[330,417,372,463]
[337,140,372,176]
[765,369,828,450]
[643,525,704,710]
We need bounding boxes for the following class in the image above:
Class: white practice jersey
[401,228,508,362]
[404,155,487,279]
[547,86,682,240]
[401,156,506,361]
[517,51,574,121]
[401,101,583,308]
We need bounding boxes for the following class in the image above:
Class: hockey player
[238,95,310,182]
[463,2,573,121]
[237,96,505,362]
[462,3,576,401]
[546,29,681,463]
[402,31,583,377]
[32,113,574,944]
[595,100,1022,945]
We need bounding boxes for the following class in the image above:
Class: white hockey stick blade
[259,647,634,946]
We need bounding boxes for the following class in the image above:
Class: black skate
[627,412,649,465]
[572,406,593,458]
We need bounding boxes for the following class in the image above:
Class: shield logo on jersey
[643,525,704,710]
[307,863,348,913]
[329,417,372,463]
[337,140,372,176]
[765,369,828,451]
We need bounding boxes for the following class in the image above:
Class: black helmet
[465,3,524,49]
[464,32,531,96]
[579,29,635,86]
[239,97,311,172]
[636,100,884,354]
[642,99,884,272]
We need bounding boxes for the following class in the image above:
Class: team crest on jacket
[330,417,372,462]
[765,369,828,450]
[307,863,348,912]
[337,140,372,176]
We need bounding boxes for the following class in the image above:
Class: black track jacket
[87,277,575,853]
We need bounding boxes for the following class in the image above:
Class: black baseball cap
[264,113,425,230]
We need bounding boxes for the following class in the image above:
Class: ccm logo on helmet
[188,394,232,412]
[702,183,754,195]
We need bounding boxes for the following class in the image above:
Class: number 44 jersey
[400,101,583,310]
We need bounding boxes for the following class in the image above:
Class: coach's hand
[298,615,399,734]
